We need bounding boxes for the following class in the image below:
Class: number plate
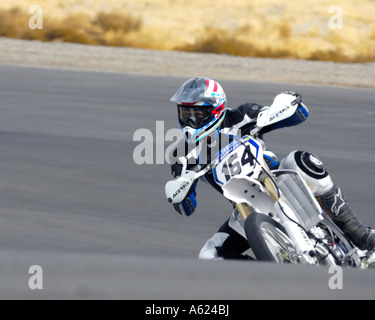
[212,137,263,186]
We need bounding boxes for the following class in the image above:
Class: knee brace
[198,232,228,260]
[279,150,334,196]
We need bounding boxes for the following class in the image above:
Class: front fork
[234,164,279,221]
[234,164,280,220]
[235,165,317,263]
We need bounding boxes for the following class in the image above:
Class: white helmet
[170,77,227,144]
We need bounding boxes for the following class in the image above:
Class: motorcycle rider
[167,77,375,260]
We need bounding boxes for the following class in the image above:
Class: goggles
[178,105,215,129]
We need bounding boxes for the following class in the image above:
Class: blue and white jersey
[169,94,309,215]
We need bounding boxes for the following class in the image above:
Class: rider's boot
[318,185,375,251]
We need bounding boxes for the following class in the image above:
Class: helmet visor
[170,78,218,106]
[178,105,214,129]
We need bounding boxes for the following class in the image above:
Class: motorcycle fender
[222,176,275,215]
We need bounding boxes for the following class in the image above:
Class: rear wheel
[314,216,362,267]
[245,213,298,263]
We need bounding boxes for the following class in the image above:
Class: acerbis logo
[173,181,190,199]
[269,105,290,122]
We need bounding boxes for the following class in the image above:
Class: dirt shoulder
[1,37,374,88]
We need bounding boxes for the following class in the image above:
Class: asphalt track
[0,64,374,300]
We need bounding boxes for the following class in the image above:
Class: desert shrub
[178,29,257,56]
[307,48,375,63]
[0,8,29,39]
[0,5,373,62]
[177,28,293,59]
[95,12,141,33]
[0,7,141,46]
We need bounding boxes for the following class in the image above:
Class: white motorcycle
[166,94,374,268]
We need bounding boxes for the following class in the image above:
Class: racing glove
[173,182,197,216]
[269,91,309,130]
[281,91,302,103]
[171,162,198,216]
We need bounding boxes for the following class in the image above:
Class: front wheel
[245,213,299,263]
